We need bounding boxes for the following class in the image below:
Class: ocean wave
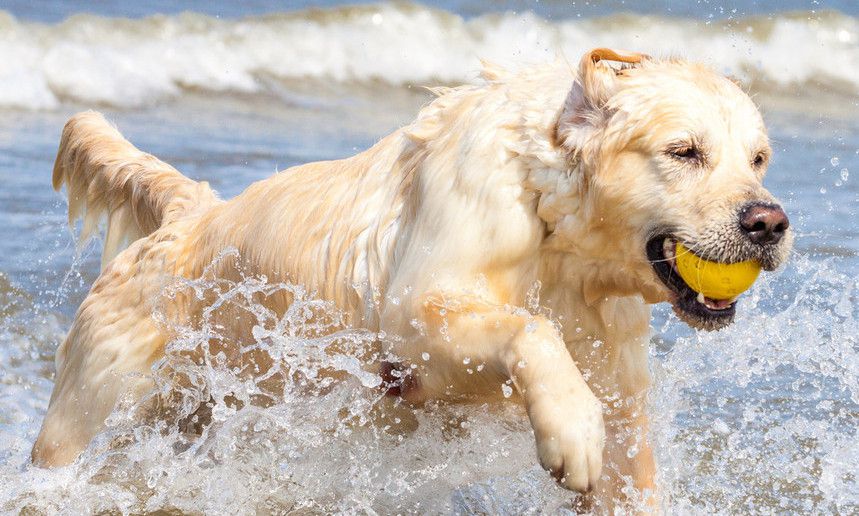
[0,2,858,109]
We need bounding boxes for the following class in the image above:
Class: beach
[0,1,857,513]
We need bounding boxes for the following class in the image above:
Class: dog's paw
[529,393,605,493]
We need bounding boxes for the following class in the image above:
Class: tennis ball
[674,242,761,300]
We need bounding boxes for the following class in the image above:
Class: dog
[32,48,791,509]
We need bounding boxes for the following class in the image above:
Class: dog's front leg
[585,332,658,510]
[509,318,606,493]
[599,399,658,511]
[398,293,605,493]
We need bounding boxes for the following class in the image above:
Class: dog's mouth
[646,235,736,331]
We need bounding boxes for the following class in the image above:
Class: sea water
[0,1,857,513]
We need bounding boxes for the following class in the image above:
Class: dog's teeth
[663,239,675,258]
[662,239,677,271]
[697,292,706,304]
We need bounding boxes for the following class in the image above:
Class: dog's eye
[667,145,702,163]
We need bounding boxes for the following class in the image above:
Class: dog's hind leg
[33,111,217,467]
[31,246,169,466]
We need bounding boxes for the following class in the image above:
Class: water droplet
[841,168,849,182]
[713,418,731,435]
[462,357,471,365]
[831,156,840,167]
[421,352,430,361]
[501,384,513,398]
[626,445,639,458]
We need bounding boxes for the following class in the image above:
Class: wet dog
[33,48,791,509]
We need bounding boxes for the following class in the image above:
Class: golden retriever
[32,48,792,509]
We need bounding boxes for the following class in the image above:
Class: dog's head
[538,48,792,330]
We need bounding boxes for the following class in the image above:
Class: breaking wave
[1,3,858,109]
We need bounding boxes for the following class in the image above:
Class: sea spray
[0,248,855,512]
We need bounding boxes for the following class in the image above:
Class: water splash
[0,252,856,513]
[651,255,858,513]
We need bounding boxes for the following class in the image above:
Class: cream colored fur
[32,48,791,510]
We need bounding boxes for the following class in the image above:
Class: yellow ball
[674,242,761,300]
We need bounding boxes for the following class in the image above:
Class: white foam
[1,5,858,110]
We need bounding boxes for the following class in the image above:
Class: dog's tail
[52,111,218,269]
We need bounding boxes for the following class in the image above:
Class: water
[3,3,859,110]
[0,1,857,513]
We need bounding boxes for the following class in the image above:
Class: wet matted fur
[32,48,791,510]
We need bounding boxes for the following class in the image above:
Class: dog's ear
[556,48,649,151]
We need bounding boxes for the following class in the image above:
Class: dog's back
[179,131,421,326]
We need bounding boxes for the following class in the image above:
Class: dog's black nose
[739,202,789,245]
